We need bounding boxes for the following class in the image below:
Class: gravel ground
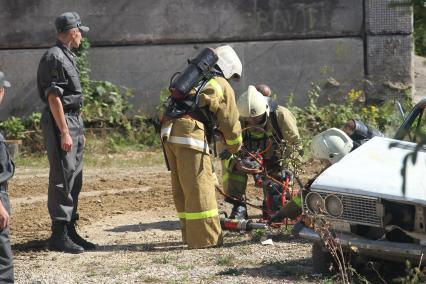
[15,211,317,283]
[8,153,323,283]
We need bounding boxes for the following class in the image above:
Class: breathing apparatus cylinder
[169,48,218,101]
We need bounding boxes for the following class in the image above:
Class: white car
[294,98,426,272]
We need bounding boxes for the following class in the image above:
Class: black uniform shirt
[37,41,83,112]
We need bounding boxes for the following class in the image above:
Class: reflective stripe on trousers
[177,208,219,220]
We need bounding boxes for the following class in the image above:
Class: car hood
[311,137,426,205]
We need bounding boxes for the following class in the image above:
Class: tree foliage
[391,0,426,56]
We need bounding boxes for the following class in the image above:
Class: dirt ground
[9,152,325,283]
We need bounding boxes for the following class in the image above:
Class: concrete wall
[0,0,363,48]
[0,0,413,119]
[365,0,414,101]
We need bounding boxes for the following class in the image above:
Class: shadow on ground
[217,258,315,282]
[106,220,180,232]
[96,238,256,252]
[13,239,49,252]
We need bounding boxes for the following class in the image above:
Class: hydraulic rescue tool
[218,126,301,231]
[220,217,267,231]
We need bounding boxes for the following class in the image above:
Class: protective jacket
[161,76,242,248]
[223,105,300,198]
[162,76,242,153]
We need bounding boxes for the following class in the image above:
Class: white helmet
[215,45,242,79]
[311,128,353,164]
[237,85,269,118]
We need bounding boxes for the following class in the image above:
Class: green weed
[152,254,173,264]
[216,254,236,266]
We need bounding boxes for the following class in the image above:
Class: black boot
[225,197,248,220]
[49,221,84,254]
[230,204,248,220]
[67,219,96,250]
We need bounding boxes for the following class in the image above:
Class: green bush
[0,117,26,140]
[74,38,160,150]
[83,80,133,128]
[286,84,409,153]
[76,38,133,129]
[23,112,42,131]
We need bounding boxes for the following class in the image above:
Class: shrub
[0,116,26,140]
[286,83,409,153]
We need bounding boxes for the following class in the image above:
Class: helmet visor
[244,113,267,127]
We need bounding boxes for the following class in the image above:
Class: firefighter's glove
[219,150,232,160]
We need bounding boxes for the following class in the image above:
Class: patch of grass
[216,254,236,266]
[14,148,164,169]
[139,275,162,282]
[87,270,98,277]
[236,244,251,255]
[280,224,293,235]
[14,154,48,168]
[167,280,184,284]
[321,275,339,284]
[250,228,266,242]
[152,254,173,264]
[84,150,164,168]
[176,264,194,270]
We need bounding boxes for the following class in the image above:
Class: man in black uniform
[0,71,14,283]
[37,12,95,253]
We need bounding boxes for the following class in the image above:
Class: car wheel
[312,242,333,274]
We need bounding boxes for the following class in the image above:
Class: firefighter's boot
[67,218,96,250]
[49,221,84,254]
[230,204,247,220]
[225,197,248,220]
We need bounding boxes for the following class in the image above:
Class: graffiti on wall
[255,0,338,35]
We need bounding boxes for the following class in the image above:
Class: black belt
[64,109,81,116]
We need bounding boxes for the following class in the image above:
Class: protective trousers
[41,110,84,222]
[0,190,13,283]
[223,157,248,200]
[164,143,222,249]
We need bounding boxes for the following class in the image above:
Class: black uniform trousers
[41,110,84,222]
[0,188,13,283]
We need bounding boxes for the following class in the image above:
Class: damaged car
[293,98,426,272]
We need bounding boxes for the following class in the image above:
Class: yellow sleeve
[276,106,301,149]
[198,77,242,153]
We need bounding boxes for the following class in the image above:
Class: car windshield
[401,106,426,143]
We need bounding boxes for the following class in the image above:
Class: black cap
[0,72,11,88]
[55,12,89,33]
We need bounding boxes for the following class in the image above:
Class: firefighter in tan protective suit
[222,84,302,221]
[161,46,242,248]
